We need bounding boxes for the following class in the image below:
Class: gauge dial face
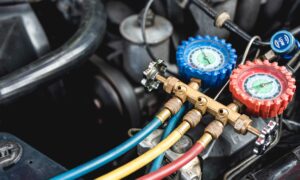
[229,59,296,118]
[243,73,282,100]
[188,46,225,72]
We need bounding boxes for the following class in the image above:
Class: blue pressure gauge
[270,30,300,60]
[176,35,237,88]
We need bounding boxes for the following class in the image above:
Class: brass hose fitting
[233,114,253,135]
[164,97,183,115]
[183,92,207,128]
[205,120,224,139]
[161,77,201,116]
[205,103,237,139]
[176,121,191,135]
[183,109,202,128]
[156,108,172,123]
[198,104,236,149]
[155,75,261,137]
[197,133,213,148]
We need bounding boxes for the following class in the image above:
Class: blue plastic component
[51,117,163,180]
[176,35,237,88]
[270,30,300,60]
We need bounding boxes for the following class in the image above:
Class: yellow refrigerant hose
[96,121,191,180]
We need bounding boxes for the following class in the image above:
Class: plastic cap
[270,30,299,59]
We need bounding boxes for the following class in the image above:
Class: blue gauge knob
[176,35,237,88]
[270,30,300,60]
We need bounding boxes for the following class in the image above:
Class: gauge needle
[201,50,211,65]
[251,81,273,90]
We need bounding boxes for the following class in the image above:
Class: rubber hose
[149,105,187,172]
[0,0,106,104]
[191,0,269,47]
[51,118,163,180]
[139,142,205,180]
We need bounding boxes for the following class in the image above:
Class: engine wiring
[141,0,179,78]
[141,0,157,61]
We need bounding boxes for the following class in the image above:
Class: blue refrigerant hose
[51,117,163,180]
[149,105,187,172]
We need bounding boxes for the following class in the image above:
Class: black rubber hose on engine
[0,0,43,5]
[191,0,270,47]
[0,0,106,104]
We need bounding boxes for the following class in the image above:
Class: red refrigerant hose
[140,105,238,179]
[138,141,206,180]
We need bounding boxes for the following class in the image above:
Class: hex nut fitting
[205,120,224,139]
[183,109,202,128]
[164,97,183,115]
[234,114,252,134]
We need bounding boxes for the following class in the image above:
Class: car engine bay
[0,0,300,179]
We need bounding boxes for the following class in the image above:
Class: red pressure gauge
[229,59,296,118]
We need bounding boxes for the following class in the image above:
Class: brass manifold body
[156,75,261,137]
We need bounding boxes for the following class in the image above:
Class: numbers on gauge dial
[243,73,282,100]
[188,46,225,71]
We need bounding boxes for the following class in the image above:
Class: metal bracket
[253,120,278,155]
[0,141,22,168]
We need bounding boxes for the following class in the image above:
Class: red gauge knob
[229,59,296,118]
